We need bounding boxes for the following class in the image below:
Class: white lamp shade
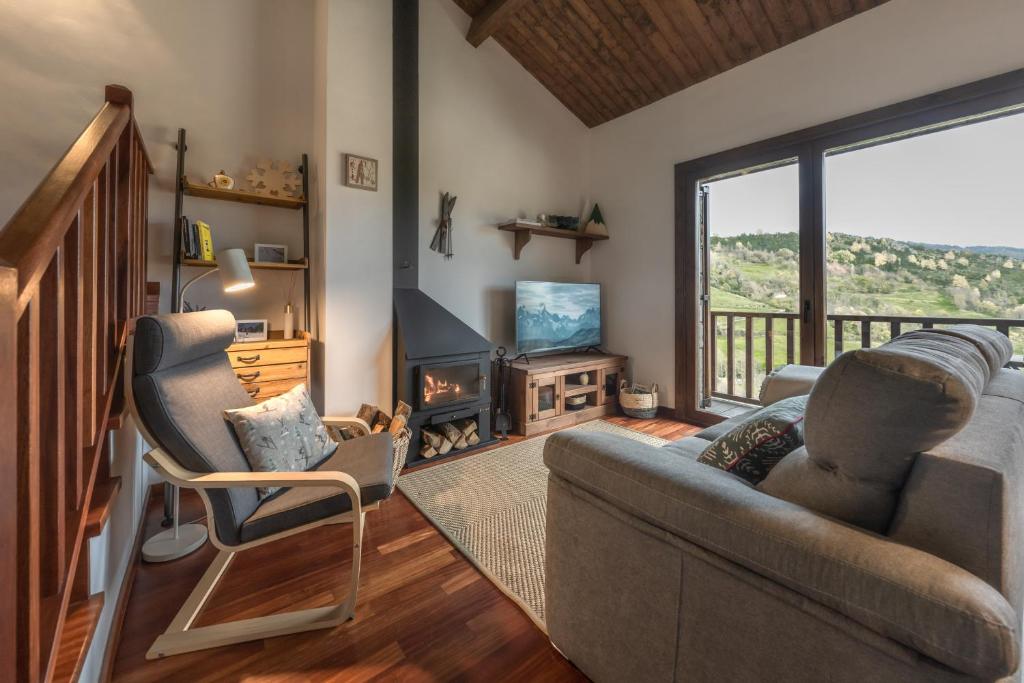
[217,249,255,292]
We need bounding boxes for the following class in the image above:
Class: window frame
[674,68,1024,425]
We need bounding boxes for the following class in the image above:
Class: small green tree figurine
[584,203,608,237]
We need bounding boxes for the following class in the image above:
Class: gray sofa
[544,325,1023,682]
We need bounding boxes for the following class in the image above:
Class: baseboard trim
[99,483,155,683]
[656,405,677,420]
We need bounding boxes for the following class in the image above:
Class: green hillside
[708,231,1024,398]
[711,231,1024,320]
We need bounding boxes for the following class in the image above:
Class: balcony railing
[707,311,1024,406]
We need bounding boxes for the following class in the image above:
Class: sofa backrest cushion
[133,311,259,546]
[888,369,1024,615]
[909,324,1013,377]
[760,330,985,532]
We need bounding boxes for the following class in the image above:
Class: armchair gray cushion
[240,433,393,543]
[133,310,393,548]
[133,311,259,546]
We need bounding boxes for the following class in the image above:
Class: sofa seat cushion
[761,330,985,533]
[660,436,711,461]
[698,396,807,485]
[692,414,751,442]
[239,433,393,543]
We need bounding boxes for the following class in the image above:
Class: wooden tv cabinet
[506,352,627,436]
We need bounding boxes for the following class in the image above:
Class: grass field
[707,231,1024,400]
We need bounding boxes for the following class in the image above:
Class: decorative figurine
[210,170,234,190]
[246,160,301,197]
[585,203,608,237]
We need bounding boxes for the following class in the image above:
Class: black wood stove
[394,288,496,467]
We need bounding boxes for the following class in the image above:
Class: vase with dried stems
[284,272,296,339]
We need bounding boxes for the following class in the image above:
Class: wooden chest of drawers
[225,331,311,401]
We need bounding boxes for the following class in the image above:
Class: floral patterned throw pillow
[697,395,808,485]
[224,384,339,498]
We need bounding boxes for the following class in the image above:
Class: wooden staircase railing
[0,84,151,682]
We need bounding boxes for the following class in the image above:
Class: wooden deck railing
[0,85,150,682]
[708,310,1024,405]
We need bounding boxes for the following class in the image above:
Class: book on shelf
[180,215,196,259]
[196,220,215,261]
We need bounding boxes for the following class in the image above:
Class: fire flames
[424,374,462,405]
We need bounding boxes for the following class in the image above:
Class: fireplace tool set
[493,346,512,439]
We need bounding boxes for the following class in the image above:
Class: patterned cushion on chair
[697,396,808,485]
[224,384,339,498]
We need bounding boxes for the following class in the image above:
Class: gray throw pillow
[698,395,808,485]
[224,383,339,498]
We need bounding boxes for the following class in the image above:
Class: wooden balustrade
[0,85,150,683]
[708,311,1024,405]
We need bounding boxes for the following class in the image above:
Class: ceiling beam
[467,0,529,47]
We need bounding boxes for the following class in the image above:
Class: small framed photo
[344,153,378,191]
[235,319,269,342]
[254,243,288,264]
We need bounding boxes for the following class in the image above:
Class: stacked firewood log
[336,401,411,440]
[419,418,480,458]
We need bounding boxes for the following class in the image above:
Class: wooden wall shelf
[181,256,309,271]
[172,129,312,334]
[182,176,306,209]
[498,220,608,264]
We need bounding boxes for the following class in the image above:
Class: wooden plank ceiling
[453,0,890,127]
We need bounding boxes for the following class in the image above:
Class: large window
[676,70,1024,423]
[825,112,1024,359]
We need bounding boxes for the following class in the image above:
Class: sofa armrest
[543,431,1020,679]
[759,364,824,405]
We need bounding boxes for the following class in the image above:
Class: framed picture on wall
[254,243,288,264]
[344,153,378,191]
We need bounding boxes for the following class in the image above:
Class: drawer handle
[236,354,261,364]
[237,371,261,381]
[247,386,261,398]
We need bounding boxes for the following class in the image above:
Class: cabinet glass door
[534,376,561,421]
[601,367,624,405]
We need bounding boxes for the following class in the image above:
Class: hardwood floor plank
[111,415,697,681]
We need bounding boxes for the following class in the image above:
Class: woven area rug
[397,420,668,629]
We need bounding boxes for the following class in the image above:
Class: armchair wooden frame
[125,329,380,660]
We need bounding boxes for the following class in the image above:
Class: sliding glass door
[699,159,804,408]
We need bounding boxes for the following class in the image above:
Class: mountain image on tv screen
[516,281,601,353]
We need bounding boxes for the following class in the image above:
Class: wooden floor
[111,415,699,682]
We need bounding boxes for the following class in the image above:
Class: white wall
[0,3,313,680]
[418,0,592,349]
[81,421,148,683]
[588,0,1024,407]
[315,0,394,414]
[0,0,314,326]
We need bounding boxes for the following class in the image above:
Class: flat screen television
[515,281,601,354]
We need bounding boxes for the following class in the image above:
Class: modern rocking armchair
[126,310,395,659]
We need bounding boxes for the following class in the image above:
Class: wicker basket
[619,380,659,419]
[390,428,411,492]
